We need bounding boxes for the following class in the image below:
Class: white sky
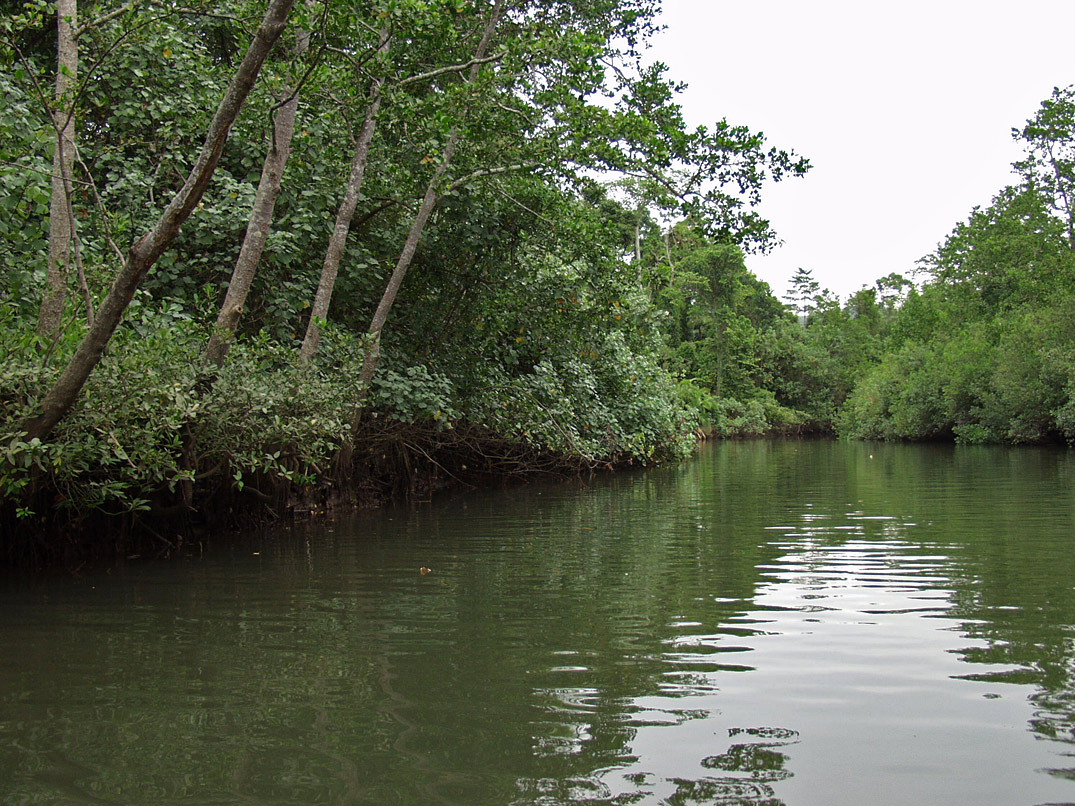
[648,0,1075,302]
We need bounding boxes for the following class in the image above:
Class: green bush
[839,342,950,440]
[466,331,695,465]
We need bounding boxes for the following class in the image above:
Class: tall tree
[351,0,504,399]
[1015,85,1075,251]
[206,13,317,368]
[21,0,297,441]
[297,25,389,364]
[875,272,911,310]
[37,0,78,340]
[784,266,819,322]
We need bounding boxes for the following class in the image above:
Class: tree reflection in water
[2,441,1075,804]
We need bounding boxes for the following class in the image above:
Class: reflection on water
[2,441,1075,805]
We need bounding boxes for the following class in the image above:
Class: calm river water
[3,440,1075,805]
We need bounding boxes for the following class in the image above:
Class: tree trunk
[297,31,389,364]
[352,128,460,393]
[1047,145,1075,251]
[351,0,503,405]
[634,210,641,264]
[21,0,296,442]
[37,0,77,341]
[205,30,308,368]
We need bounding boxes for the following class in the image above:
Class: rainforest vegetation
[0,0,1073,558]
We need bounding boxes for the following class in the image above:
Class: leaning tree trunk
[351,126,461,396]
[21,0,296,442]
[37,0,77,341]
[297,31,389,364]
[205,30,308,368]
[351,0,503,408]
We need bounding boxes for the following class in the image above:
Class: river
[2,440,1075,805]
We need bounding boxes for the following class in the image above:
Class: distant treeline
[821,86,1075,445]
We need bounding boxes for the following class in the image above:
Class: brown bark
[298,31,389,364]
[37,0,78,340]
[21,0,296,442]
[352,0,503,405]
[205,31,307,368]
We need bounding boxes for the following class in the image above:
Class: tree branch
[73,147,128,269]
[488,184,556,226]
[77,0,142,36]
[445,162,540,193]
[397,50,507,88]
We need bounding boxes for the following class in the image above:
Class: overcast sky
[647,0,1075,302]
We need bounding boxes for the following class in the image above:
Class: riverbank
[1,303,704,566]
[1,363,847,566]
[2,419,843,566]
[0,413,676,567]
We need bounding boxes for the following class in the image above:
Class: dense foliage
[4,0,1071,559]
[0,0,808,553]
[840,88,1075,444]
[631,84,1075,447]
